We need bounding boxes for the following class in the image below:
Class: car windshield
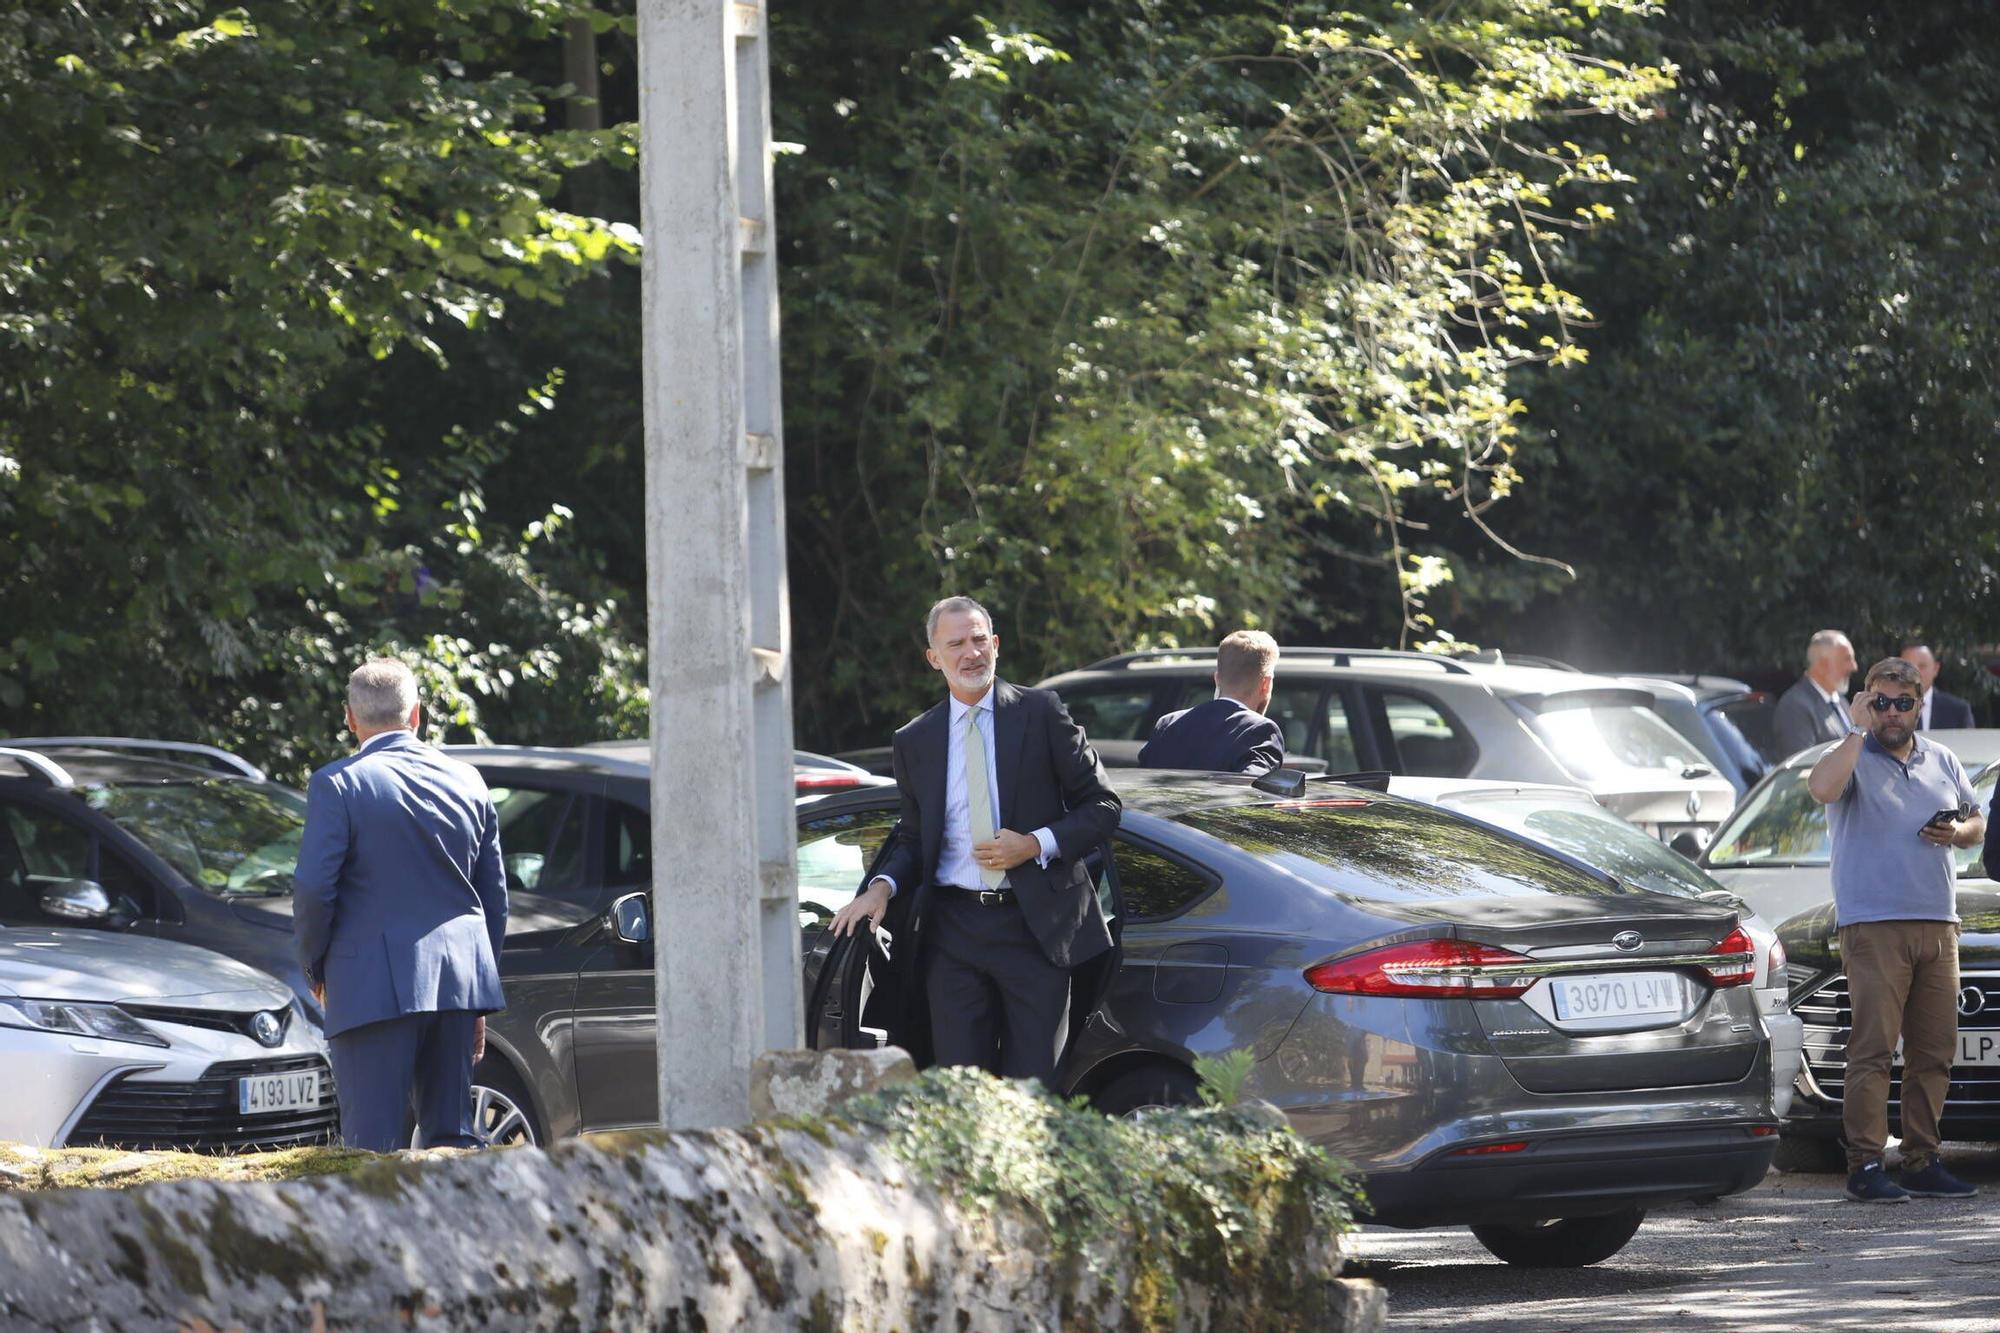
[1526,702,1709,783]
[1458,798,1723,900]
[83,781,308,896]
[1704,764,1999,872]
[1173,800,1656,902]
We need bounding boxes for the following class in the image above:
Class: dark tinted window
[80,782,305,897]
[490,787,587,897]
[1056,684,1161,740]
[1174,800,1631,903]
[606,799,650,885]
[0,802,93,922]
[1115,839,1216,920]
[1371,690,1474,777]
[1309,689,1358,772]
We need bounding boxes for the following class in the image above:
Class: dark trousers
[924,889,1070,1085]
[328,1010,481,1152]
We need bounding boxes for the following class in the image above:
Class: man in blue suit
[293,658,508,1151]
[1138,630,1286,776]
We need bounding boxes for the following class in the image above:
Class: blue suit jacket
[291,732,507,1038]
[1927,689,1976,731]
[1137,697,1286,776]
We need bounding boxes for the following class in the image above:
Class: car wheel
[1770,1133,1845,1175]
[1468,1206,1645,1267]
[469,1061,544,1148]
[1090,1062,1200,1116]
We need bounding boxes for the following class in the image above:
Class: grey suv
[1037,648,1737,846]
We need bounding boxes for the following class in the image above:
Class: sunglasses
[1868,694,1917,714]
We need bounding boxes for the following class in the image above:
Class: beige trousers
[1839,920,1959,1171]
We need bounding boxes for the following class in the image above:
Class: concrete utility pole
[637,0,799,1128]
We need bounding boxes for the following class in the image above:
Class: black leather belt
[944,886,1015,907]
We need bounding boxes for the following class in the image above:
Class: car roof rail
[0,747,77,789]
[1080,646,1476,675]
[1453,649,1579,672]
[3,737,266,782]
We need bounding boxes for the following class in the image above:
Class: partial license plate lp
[1962,1031,2000,1066]
[1549,972,1683,1023]
[238,1069,321,1115]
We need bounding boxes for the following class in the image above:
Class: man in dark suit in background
[293,658,508,1151]
[1774,629,1858,757]
[1138,630,1285,776]
[828,596,1120,1084]
[1901,643,1977,730]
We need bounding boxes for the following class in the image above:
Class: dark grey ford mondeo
[454,746,1776,1268]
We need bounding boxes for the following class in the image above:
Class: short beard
[951,662,996,692]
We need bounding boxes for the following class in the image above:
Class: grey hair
[347,658,420,728]
[926,596,993,643]
[1806,629,1851,665]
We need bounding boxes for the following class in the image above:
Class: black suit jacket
[1137,697,1285,776]
[1772,676,1849,758]
[874,680,1120,969]
[1927,689,1976,730]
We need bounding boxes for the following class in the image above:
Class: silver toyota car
[0,927,335,1151]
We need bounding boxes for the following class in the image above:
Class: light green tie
[963,707,1005,889]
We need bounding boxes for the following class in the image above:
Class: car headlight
[0,997,169,1048]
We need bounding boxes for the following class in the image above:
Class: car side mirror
[609,892,650,945]
[36,877,112,922]
[1669,830,1707,862]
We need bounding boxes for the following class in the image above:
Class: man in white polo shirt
[1808,656,1985,1202]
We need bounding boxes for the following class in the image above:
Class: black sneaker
[1845,1161,1911,1204]
[1898,1162,1979,1198]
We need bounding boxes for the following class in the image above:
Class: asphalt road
[1347,1142,2000,1332]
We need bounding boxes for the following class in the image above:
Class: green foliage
[1449,1,2000,684]
[0,1,641,775]
[841,1065,1356,1325]
[1193,1048,1255,1108]
[775,0,1671,742]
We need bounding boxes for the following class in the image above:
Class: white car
[0,926,335,1150]
[1390,776,1803,1117]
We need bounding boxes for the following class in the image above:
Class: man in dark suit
[1773,629,1857,757]
[1901,643,1977,730]
[1138,630,1285,775]
[828,596,1120,1083]
[293,658,508,1151]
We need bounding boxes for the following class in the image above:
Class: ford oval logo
[1961,986,1988,1018]
[1612,930,1643,952]
[251,1010,285,1047]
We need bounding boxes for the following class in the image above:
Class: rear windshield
[83,781,307,896]
[1173,800,1654,902]
[1524,701,1708,783]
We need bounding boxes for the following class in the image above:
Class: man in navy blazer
[1138,630,1285,776]
[829,597,1119,1083]
[293,658,507,1150]
[1902,643,1978,730]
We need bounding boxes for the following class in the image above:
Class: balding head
[1805,630,1856,691]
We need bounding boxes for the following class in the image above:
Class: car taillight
[1705,927,1756,988]
[1304,939,1539,999]
[1767,937,1786,977]
[793,773,863,791]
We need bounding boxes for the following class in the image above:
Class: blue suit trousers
[328,1010,481,1151]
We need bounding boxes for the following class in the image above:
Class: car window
[1703,769,1827,867]
[1174,800,1638,902]
[78,782,307,897]
[1526,702,1708,782]
[797,809,899,919]
[1713,696,1779,764]
[606,799,649,886]
[1114,838,1217,921]
[1371,690,1474,777]
[0,803,93,922]
[490,787,588,897]
[1266,682,1327,763]
[1962,767,1999,878]
[1056,684,1162,740]
[1500,803,1720,899]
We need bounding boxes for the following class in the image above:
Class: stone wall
[0,1068,1384,1331]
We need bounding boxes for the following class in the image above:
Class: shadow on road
[1349,1142,2000,1332]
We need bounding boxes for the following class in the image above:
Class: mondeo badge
[1613,930,1643,952]
[251,1010,284,1047]
[1960,986,1988,1018]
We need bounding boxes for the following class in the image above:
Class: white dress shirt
[874,685,1057,896]
[358,729,407,754]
